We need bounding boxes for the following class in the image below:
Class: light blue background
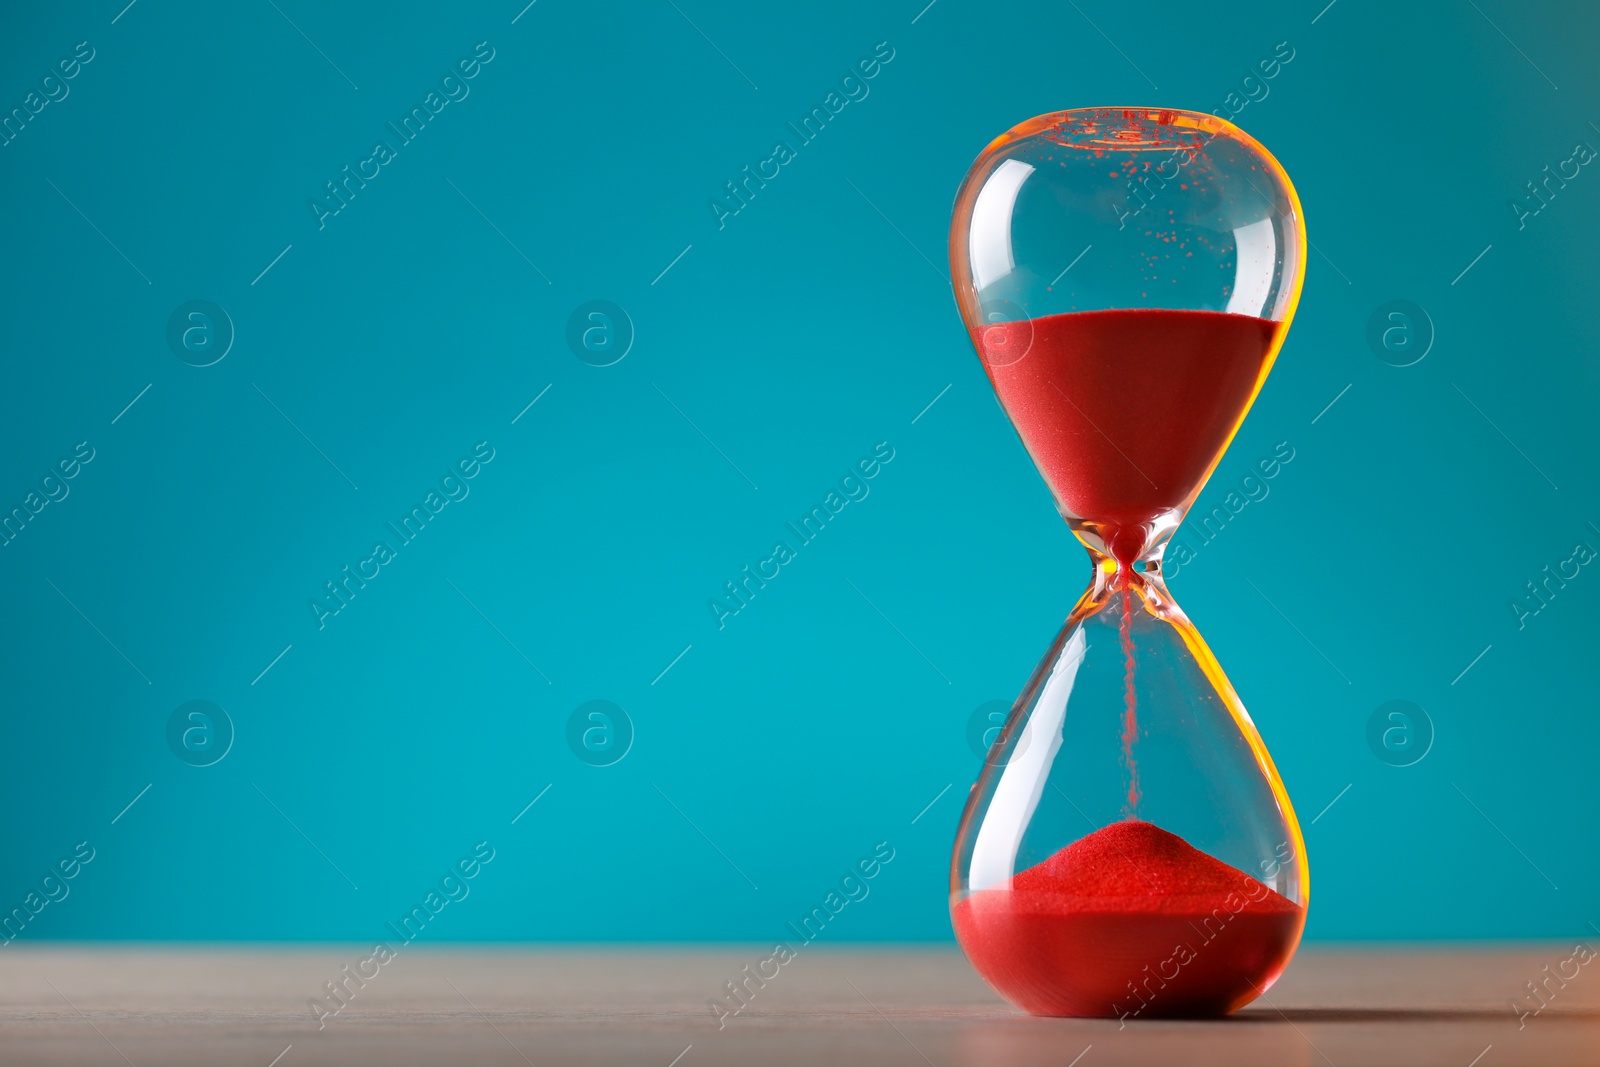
[0,0,1595,943]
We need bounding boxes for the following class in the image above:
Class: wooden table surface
[0,945,1593,1065]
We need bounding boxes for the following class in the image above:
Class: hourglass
[947,108,1307,1018]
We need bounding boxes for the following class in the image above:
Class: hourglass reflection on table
[947,108,1308,1018]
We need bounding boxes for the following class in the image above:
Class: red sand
[1117,591,1141,817]
[951,821,1303,1017]
[977,308,1280,563]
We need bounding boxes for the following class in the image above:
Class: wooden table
[0,945,1592,1065]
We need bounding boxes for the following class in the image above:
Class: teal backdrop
[0,0,1596,943]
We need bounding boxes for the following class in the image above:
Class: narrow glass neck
[1073,547,1188,628]
[1068,509,1184,569]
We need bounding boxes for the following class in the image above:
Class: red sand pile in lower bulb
[951,821,1303,1017]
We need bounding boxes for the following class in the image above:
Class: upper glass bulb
[949,107,1305,564]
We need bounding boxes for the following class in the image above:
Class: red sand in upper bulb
[977,308,1280,562]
